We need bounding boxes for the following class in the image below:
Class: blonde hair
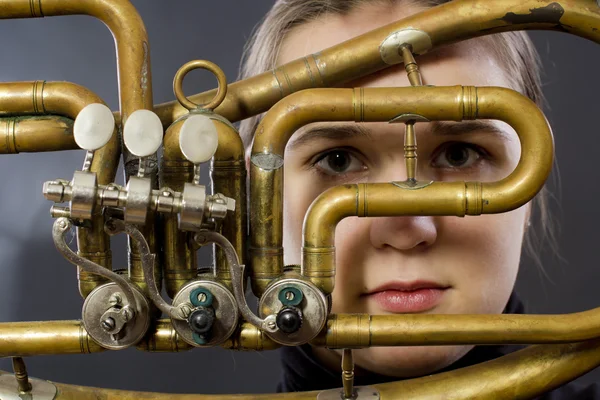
[238,0,559,270]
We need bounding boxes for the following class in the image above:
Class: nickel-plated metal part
[52,217,139,311]
[82,150,95,172]
[125,176,152,225]
[82,282,150,350]
[379,28,432,65]
[388,113,430,123]
[194,231,278,333]
[0,374,57,400]
[317,387,380,400]
[171,280,239,346]
[259,277,328,345]
[179,183,207,231]
[70,171,97,220]
[104,218,186,320]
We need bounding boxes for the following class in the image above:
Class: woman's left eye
[431,142,486,169]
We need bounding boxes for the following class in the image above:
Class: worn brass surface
[0,116,75,154]
[2,0,600,399]
[153,0,600,127]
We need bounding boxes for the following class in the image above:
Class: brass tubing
[161,117,246,295]
[250,86,552,294]
[161,123,196,298]
[0,1,156,297]
[135,320,193,352]
[221,322,280,351]
[152,0,600,127]
[375,338,600,399]
[0,116,76,154]
[13,339,600,399]
[316,311,600,349]
[210,120,247,288]
[0,81,119,183]
[0,319,277,356]
[0,321,104,357]
[0,0,153,126]
[0,81,119,298]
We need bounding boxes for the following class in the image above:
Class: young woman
[239,0,597,397]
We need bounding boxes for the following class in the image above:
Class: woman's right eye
[312,149,366,177]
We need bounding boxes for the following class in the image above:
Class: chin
[353,344,473,378]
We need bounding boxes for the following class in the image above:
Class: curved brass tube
[161,117,246,297]
[0,0,153,120]
[0,81,118,298]
[0,0,157,299]
[3,339,599,399]
[152,0,599,127]
[249,86,552,295]
[0,116,75,154]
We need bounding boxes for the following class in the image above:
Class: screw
[197,292,207,303]
[179,304,192,318]
[121,307,134,322]
[108,293,122,306]
[285,291,295,301]
[267,321,277,330]
[57,219,68,230]
[101,317,116,332]
[162,190,171,197]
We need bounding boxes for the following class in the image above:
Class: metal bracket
[379,28,432,65]
[0,374,57,400]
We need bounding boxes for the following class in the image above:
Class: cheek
[440,208,526,312]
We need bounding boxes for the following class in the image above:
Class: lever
[73,103,115,172]
[123,109,163,178]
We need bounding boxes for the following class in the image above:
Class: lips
[364,280,449,313]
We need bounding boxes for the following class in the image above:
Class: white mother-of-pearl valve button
[123,109,163,157]
[179,114,219,164]
[73,103,115,151]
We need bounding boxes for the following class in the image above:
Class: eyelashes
[309,142,491,181]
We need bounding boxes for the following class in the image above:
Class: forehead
[277,3,510,89]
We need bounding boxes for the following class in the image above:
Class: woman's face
[275,3,530,377]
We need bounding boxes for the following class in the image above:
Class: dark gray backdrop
[0,0,598,395]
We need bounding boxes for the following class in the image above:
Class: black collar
[276,291,525,393]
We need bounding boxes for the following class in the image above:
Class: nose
[368,163,437,251]
[370,215,437,250]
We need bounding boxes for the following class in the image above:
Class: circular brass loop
[173,60,227,111]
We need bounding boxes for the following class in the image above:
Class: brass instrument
[0,0,598,398]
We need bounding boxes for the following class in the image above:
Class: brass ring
[173,60,227,111]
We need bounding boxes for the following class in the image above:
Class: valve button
[123,109,163,157]
[73,103,115,151]
[276,307,303,334]
[188,307,215,334]
[179,114,219,164]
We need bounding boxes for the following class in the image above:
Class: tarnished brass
[3,0,600,399]
[0,116,75,154]
[0,81,118,298]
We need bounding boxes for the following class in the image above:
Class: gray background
[0,0,598,395]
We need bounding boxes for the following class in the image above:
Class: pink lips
[365,281,449,313]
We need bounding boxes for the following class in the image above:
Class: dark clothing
[276,292,600,398]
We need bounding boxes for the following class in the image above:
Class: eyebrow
[286,119,513,151]
[287,124,372,151]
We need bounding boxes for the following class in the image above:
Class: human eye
[430,142,489,171]
[310,148,367,178]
